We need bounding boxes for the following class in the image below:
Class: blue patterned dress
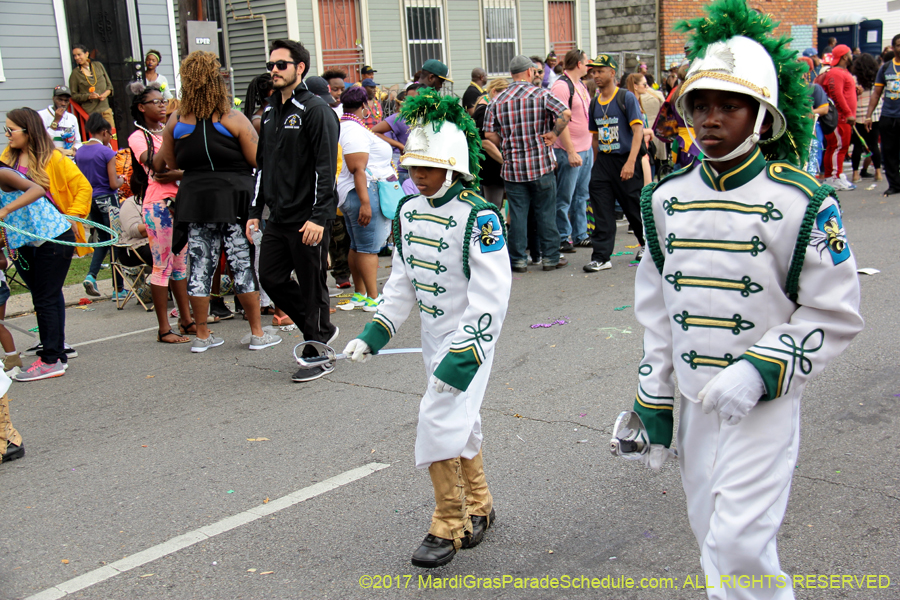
[0,167,70,249]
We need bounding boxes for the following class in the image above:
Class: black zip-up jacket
[250,83,339,225]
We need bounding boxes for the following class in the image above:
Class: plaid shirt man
[484,81,568,183]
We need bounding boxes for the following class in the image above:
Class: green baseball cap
[587,54,618,70]
[422,59,453,82]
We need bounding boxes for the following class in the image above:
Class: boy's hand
[343,339,372,363]
[697,361,765,426]
[431,375,460,396]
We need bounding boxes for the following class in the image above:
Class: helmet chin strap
[694,104,768,167]
[425,169,456,199]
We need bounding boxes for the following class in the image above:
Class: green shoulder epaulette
[392,193,421,260]
[766,162,839,301]
[461,192,505,279]
[641,163,697,274]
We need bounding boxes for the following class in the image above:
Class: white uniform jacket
[632,148,864,446]
[358,182,512,467]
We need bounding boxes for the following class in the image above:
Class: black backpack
[819,98,838,136]
[128,130,154,202]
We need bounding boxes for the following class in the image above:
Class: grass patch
[8,254,113,296]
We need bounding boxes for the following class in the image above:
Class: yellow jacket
[1,149,93,256]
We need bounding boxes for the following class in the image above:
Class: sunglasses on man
[266,60,298,72]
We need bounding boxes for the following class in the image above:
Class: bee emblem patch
[472,213,505,253]
[809,205,849,265]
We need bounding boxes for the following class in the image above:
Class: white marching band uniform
[359,181,511,468]
[632,33,864,600]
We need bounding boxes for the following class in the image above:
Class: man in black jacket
[247,39,340,382]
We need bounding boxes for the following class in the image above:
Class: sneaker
[338,292,367,311]
[575,238,592,247]
[291,363,334,382]
[209,297,234,320]
[3,353,22,373]
[511,264,528,273]
[83,275,101,297]
[335,279,351,289]
[362,296,380,312]
[249,332,283,350]
[838,174,856,190]
[191,334,225,353]
[110,290,129,300]
[824,176,847,190]
[560,241,576,253]
[23,343,77,358]
[583,260,612,272]
[528,255,542,266]
[14,359,66,381]
[635,246,645,261]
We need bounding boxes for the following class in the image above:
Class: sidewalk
[6,277,122,318]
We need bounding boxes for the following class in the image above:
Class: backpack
[819,98,838,136]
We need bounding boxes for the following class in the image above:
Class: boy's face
[690,89,770,163]
[408,165,449,197]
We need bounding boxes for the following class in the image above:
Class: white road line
[25,462,390,600]
[69,326,162,348]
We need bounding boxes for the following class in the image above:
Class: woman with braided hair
[144,49,174,100]
[243,73,274,134]
[154,51,280,353]
[128,82,194,344]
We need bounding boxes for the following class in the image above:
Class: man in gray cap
[40,84,82,156]
[484,55,572,272]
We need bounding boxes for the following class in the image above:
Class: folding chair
[108,206,152,311]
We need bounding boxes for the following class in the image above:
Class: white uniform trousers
[678,390,801,600]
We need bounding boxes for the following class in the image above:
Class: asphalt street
[0,182,897,600]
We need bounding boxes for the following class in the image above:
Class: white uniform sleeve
[741,196,863,400]
[433,208,512,392]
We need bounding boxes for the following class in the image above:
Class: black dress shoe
[460,508,495,549]
[209,297,234,320]
[411,534,456,568]
[2,443,24,463]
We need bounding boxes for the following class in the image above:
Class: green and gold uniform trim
[665,271,763,296]
[357,317,394,355]
[433,313,494,393]
[638,363,653,376]
[681,351,735,369]
[698,147,766,192]
[404,233,450,252]
[406,254,448,273]
[673,311,755,335]
[412,279,447,296]
[743,351,787,401]
[663,198,782,222]
[403,210,458,229]
[632,400,674,448]
[449,344,482,366]
[665,234,766,256]
[417,300,445,318]
[427,181,466,208]
[636,384,674,410]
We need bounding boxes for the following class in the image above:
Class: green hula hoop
[1,215,119,248]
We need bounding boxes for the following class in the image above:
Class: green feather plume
[676,0,813,166]
[399,89,485,189]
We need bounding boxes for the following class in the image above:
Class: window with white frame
[404,0,446,79]
[482,0,518,76]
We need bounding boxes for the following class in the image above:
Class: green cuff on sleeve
[632,398,674,448]
[433,347,481,392]
[357,320,392,354]
[741,352,787,401]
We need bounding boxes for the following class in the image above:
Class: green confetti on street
[614,305,632,311]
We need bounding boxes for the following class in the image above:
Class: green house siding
[518,1,546,59]
[367,2,406,87]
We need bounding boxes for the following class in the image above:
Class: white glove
[641,444,676,471]
[431,375,461,396]
[342,339,372,363]
[697,360,766,426]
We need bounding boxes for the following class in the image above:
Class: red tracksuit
[816,67,857,178]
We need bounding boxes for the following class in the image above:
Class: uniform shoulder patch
[766,162,827,200]
[809,204,850,265]
[471,212,505,253]
[458,189,487,207]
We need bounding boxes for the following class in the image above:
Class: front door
[64,0,138,141]
[319,0,364,82]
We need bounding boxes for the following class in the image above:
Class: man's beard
[273,71,298,89]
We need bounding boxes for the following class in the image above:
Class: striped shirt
[484,81,567,183]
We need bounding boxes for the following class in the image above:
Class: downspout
[229,0,269,61]
[654,0,660,82]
